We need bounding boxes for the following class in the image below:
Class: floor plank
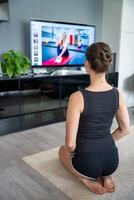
[0,122,70,200]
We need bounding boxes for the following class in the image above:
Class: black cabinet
[0,72,118,135]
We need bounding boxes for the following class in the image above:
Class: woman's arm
[112,91,131,141]
[65,92,83,153]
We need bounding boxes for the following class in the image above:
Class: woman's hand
[55,56,62,63]
[65,145,75,158]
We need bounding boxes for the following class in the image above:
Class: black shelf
[0,72,118,135]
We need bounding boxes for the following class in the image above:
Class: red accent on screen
[42,55,73,66]
[69,35,73,45]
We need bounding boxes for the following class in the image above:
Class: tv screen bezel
[30,19,96,68]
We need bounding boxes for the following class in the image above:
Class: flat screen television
[30,19,96,67]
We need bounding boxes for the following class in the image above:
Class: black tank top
[75,87,119,153]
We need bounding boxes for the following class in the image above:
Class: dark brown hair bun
[85,42,112,73]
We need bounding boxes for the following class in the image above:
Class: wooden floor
[0,122,70,200]
[0,107,133,200]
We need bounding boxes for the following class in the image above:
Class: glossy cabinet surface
[0,72,118,135]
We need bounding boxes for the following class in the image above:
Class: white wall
[101,0,123,70]
[118,0,134,107]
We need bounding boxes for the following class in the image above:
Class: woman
[59,42,130,194]
[55,32,69,63]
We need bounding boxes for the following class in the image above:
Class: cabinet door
[0,78,20,135]
[20,76,61,114]
[0,78,20,119]
[19,76,61,129]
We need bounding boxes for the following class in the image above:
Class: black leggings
[71,147,119,180]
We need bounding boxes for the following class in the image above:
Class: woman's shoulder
[68,91,84,112]
[113,87,122,97]
[113,87,127,108]
[69,91,83,100]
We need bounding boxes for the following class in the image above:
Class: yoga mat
[42,55,73,66]
[23,126,134,200]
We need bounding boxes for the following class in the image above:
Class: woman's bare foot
[78,177,107,194]
[102,175,115,193]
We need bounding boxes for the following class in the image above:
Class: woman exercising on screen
[59,42,130,194]
[55,32,69,63]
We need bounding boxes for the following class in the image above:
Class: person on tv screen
[77,38,82,49]
[55,32,69,63]
[58,42,130,194]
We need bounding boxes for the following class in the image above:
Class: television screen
[30,20,95,67]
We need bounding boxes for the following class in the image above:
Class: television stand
[32,68,48,74]
[50,69,86,76]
